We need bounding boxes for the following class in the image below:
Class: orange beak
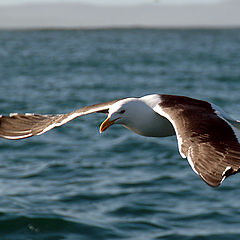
[99,117,116,133]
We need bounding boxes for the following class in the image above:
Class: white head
[100,98,141,133]
[99,96,165,136]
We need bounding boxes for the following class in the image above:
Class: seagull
[0,94,239,187]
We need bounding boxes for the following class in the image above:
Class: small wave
[0,215,124,239]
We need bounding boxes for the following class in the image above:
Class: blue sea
[0,29,240,240]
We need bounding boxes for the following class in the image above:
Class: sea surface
[0,29,240,240]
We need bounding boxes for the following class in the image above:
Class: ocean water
[0,29,240,240]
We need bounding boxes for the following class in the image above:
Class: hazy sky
[0,0,223,5]
[0,0,238,29]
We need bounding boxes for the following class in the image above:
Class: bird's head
[99,98,138,133]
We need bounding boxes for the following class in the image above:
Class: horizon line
[1,25,240,31]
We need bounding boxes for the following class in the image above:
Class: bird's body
[0,94,239,187]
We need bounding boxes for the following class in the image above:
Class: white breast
[123,99,175,137]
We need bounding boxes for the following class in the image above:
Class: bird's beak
[99,117,116,133]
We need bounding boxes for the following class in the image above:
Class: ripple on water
[0,29,240,240]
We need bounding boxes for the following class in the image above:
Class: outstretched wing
[154,94,240,187]
[0,99,121,140]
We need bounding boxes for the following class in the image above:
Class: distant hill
[0,1,239,29]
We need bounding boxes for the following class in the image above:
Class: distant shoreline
[1,26,240,31]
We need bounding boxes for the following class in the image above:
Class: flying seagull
[0,94,239,187]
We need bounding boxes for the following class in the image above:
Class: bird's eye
[119,110,125,114]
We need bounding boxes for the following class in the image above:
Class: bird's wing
[154,94,240,187]
[0,99,121,140]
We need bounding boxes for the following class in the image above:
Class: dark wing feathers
[0,99,120,140]
[190,142,240,187]
[157,95,240,187]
